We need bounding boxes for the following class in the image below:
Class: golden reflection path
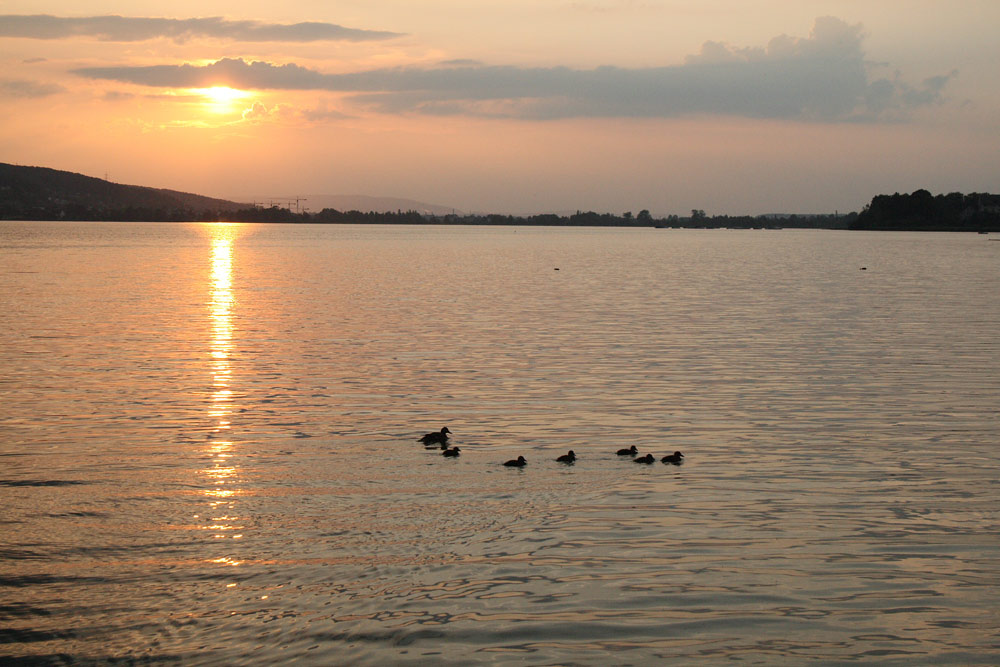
[199,224,246,566]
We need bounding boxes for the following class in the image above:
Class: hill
[0,162,247,220]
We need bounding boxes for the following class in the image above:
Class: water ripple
[1,223,998,664]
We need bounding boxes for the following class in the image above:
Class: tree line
[850,190,1000,231]
[4,188,999,232]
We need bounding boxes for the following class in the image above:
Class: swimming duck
[503,456,527,467]
[616,445,638,456]
[418,427,451,445]
[442,446,461,457]
[556,450,576,463]
[661,451,684,465]
[634,453,655,464]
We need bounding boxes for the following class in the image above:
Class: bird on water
[661,451,684,465]
[617,445,638,456]
[504,456,527,467]
[556,450,576,464]
[419,427,451,445]
[442,446,461,457]
[634,453,655,464]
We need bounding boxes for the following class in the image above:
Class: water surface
[1,222,998,664]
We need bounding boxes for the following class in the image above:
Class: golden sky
[2,1,998,214]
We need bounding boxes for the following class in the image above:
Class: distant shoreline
[7,219,999,234]
[5,209,998,233]
[2,163,998,232]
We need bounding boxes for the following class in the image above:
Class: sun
[197,86,250,113]
[203,86,246,104]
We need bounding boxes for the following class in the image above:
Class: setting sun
[197,86,249,112]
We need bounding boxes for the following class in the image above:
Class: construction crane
[263,197,308,213]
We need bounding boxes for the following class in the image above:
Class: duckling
[616,445,638,456]
[556,450,576,464]
[503,456,527,467]
[661,451,684,465]
[442,446,461,457]
[418,427,451,445]
[634,453,655,464]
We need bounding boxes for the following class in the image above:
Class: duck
[503,456,527,467]
[418,427,451,445]
[442,446,461,457]
[634,453,655,464]
[616,445,638,456]
[661,451,684,465]
[556,450,576,464]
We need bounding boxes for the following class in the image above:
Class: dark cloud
[0,79,65,98]
[439,59,484,67]
[71,18,954,122]
[301,107,353,122]
[0,14,402,43]
[75,58,328,89]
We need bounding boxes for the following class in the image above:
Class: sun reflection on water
[210,230,235,420]
[199,224,247,551]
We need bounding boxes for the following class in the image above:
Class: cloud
[0,14,402,43]
[71,18,954,122]
[75,58,328,88]
[439,59,483,67]
[0,79,65,98]
[241,101,271,121]
[102,90,134,101]
[301,106,352,122]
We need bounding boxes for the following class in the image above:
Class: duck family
[421,427,683,469]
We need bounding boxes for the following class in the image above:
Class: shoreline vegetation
[2,163,999,232]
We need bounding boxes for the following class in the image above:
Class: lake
[1,221,998,665]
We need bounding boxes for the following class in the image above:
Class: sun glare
[197,86,250,112]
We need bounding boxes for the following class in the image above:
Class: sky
[1,1,998,215]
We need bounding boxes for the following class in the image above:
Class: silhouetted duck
[418,427,451,445]
[503,456,527,467]
[556,450,576,464]
[442,446,461,457]
[634,453,655,464]
[616,445,638,456]
[661,451,684,465]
